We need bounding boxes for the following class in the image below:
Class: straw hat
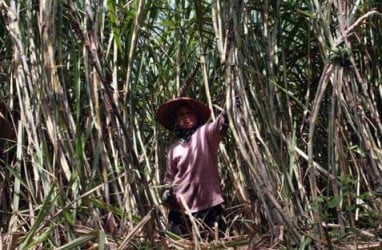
[156,97,211,130]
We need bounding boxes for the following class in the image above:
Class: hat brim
[156,97,211,130]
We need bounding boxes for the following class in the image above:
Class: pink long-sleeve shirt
[164,112,227,213]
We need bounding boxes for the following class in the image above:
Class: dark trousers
[167,204,225,238]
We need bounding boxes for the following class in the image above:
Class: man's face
[176,106,198,130]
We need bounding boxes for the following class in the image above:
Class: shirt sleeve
[205,111,228,143]
[164,147,176,186]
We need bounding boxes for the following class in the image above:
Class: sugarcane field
[1,1,382,249]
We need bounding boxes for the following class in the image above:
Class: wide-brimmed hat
[156,97,211,130]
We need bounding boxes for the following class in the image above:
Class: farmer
[156,97,228,238]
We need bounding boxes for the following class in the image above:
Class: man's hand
[162,188,176,206]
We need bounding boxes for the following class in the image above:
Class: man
[156,97,228,238]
